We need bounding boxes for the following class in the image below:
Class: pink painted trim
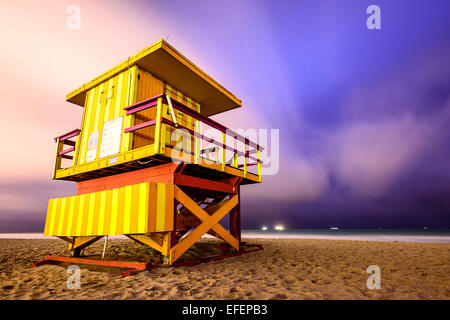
[122,95,264,151]
[124,120,156,133]
[125,100,158,116]
[123,93,164,111]
[54,129,80,142]
[58,146,75,156]
[160,118,261,163]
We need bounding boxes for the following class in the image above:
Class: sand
[0,238,449,300]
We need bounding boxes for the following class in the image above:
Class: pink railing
[124,94,263,180]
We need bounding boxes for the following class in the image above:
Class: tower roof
[66,39,242,116]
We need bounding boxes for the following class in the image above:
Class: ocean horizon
[1,229,449,243]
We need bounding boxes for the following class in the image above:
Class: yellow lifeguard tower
[43,40,262,267]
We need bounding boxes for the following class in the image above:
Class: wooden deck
[54,143,260,185]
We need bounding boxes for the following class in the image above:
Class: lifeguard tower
[43,40,263,267]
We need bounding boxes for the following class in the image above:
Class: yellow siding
[155,183,166,231]
[77,66,138,166]
[163,84,200,150]
[44,182,174,237]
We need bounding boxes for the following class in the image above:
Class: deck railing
[124,94,263,181]
[51,96,263,182]
[52,129,81,179]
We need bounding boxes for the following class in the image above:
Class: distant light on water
[261,226,268,231]
[274,225,285,231]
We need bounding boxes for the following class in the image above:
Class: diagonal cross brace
[171,186,239,264]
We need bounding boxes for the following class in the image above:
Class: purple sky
[0,0,449,231]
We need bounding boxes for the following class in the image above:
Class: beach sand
[0,238,449,300]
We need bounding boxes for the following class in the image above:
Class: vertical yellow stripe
[105,76,114,122]
[98,191,106,235]
[156,183,166,231]
[83,193,92,235]
[115,187,126,235]
[122,66,137,152]
[76,195,85,236]
[85,193,95,235]
[73,129,82,166]
[164,185,174,231]
[79,90,94,165]
[129,183,139,233]
[137,183,148,233]
[90,192,101,235]
[92,83,104,135]
[49,199,60,235]
[57,197,67,236]
[85,86,99,162]
[257,149,262,182]
[95,82,110,160]
[85,86,99,152]
[123,185,132,234]
[119,69,129,116]
[107,75,118,121]
[165,112,171,146]
[44,199,55,235]
[187,113,192,129]
[109,188,119,235]
[121,69,130,153]
[148,183,157,232]
[114,72,124,119]
[243,141,247,177]
[103,190,112,235]
[70,196,80,236]
[103,78,114,124]
[65,196,75,236]
[153,99,163,154]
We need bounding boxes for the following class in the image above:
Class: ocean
[0,229,449,243]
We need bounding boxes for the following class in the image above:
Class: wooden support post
[126,234,163,253]
[159,102,167,154]
[52,138,62,179]
[161,232,172,265]
[194,121,200,165]
[229,206,239,244]
[243,142,247,178]
[222,132,226,171]
[257,149,262,182]
[170,187,239,264]
[69,236,103,257]
[160,123,166,154]
[154,97,163,155]
[72,132,82,167]
[236,185,242,244]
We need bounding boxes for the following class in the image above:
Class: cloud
[0,180,76,218]
[330,114,431,198]
[245,45,450,202]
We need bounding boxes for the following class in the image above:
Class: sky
[0,0,449,231]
